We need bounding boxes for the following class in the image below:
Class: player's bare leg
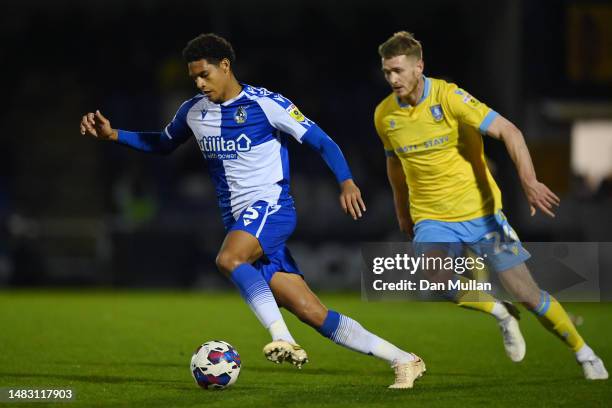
[216,230,264,276]
[423,249,525,362]
[216,231,299,350]
[270,272,425,388]
[499,263,608,380]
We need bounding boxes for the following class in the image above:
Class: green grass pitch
[0,291,610,407]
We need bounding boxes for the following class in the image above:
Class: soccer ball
[190,340,241,389]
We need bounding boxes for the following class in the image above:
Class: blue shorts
[228,200,303,283]
[413,211,530,272]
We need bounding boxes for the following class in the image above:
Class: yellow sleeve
[374,104,396,157]
[442,83,499,134]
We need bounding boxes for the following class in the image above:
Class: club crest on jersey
[234,106,248,124]
[430,104,444,122]
[390,119,396,129]
[286,104,305,122]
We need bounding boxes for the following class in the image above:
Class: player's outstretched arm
[301,126,366,220]
[486,115,560,218]
[263,93,365,218]
[386,155,413,238]
[79,110,179,154]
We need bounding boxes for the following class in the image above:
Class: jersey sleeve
[301,125,353,183]
[163,97,199,143]
[255,93,315,143]
[117,130,177,154]
[117,96,199,154]
[442,83,499,135]
[374,104,396,157]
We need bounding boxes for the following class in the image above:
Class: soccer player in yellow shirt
[374,31,607,380]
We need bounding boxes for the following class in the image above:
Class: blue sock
[318,310,414,364]
[230,263,295,343]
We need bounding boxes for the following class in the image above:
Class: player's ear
[220,58,231,74]
[415,59,424,75]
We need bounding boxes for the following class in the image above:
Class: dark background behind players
[1,0,611,288]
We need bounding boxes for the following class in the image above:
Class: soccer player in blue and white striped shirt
[80,33,425,389]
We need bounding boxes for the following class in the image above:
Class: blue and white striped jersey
[164,84,316,226]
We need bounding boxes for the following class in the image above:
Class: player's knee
[215,252,244,276]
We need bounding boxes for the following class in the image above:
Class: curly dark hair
[182,33,236,65]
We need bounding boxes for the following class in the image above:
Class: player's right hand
[522,179,560,218]
[339,179,366,220]
[80,110,117,140]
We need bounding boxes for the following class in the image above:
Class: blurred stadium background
[1,0,611,291]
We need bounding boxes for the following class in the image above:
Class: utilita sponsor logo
[198,134,252,159]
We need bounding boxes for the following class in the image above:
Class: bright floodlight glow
[571,120,612,191]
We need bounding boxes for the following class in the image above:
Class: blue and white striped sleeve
[163,97,200,143]
[257,93,352,183]
[255,93,315,142]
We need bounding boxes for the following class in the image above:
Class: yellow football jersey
[374,76,503,223]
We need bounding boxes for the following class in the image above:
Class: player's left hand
[522,179,560,218]
[339,179,366,220]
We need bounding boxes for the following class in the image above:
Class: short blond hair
[378,31,422,60]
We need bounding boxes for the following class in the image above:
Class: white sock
[491,301,510,321]
[323,312,415,364]
[230,263,296,344]
[576,343,596,362]
[269,320,295,343]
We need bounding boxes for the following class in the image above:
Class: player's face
[188,59,230,103]
[381,55,423,100]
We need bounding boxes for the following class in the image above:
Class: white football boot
[263,340,309,369]
[388,355,426,389]
[580,356,609,380]
[498,302,526,362]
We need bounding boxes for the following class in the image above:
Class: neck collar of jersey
[220,85,245,106]
[397,75,430,108]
